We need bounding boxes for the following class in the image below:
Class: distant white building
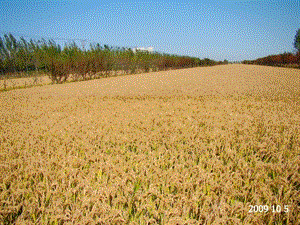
[132,46,154,53]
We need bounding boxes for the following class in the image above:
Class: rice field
[0,65,299,224]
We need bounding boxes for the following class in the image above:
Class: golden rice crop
[0,67,299,224]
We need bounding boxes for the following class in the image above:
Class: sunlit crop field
[0,65,299,224]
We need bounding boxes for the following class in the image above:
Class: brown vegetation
[242,52,300,69]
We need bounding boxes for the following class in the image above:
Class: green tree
[294,29,300,53]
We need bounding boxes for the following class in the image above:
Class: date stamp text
[249,205,289,213]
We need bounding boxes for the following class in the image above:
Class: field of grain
[0,64,299,224]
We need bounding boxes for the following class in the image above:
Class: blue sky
[0,0,299,61]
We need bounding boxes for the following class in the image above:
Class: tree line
[242,29,300,68]
[242,52,300,68]
[0,34,222,84]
